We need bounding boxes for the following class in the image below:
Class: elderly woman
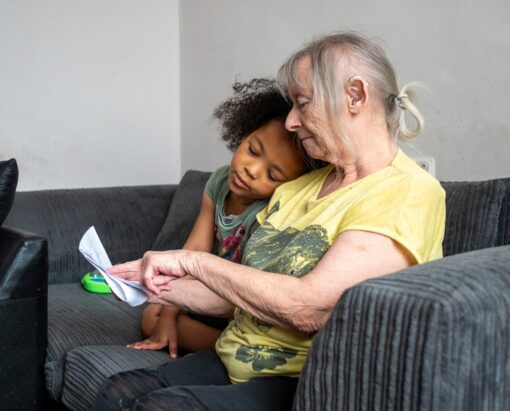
[93,32,445,410]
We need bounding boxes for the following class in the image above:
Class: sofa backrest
[496,178,510,247]
[6,168,509,283]
[5,185,176,284]
[441,178,510,257]
[153,172,510,259]
[152,170,212,251]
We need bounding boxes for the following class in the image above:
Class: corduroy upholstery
[441,180,507,256]
[152,170,212,251]
[496,178,510,246]
[44,283,146,401]
[61,346,169,410]
[2,169,510,411]
[2,170,210,410]
[295,244,510,410]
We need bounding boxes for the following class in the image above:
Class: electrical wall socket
[413,157,436,177]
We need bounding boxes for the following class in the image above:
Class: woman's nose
[285,106,302,132]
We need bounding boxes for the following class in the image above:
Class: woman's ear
[345,76,368,113]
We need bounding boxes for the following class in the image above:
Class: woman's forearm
[188,252,325,333]
[144,231,414,334]
[154,275,235,318]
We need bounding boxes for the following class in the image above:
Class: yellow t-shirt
[215,149,446,383]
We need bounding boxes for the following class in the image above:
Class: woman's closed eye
[296,97,310,112]
[297,102,308,111]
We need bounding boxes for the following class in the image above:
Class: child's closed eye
[248,143,258,156]
[268,172,279,182]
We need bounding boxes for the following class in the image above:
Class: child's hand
[127,333,176,356]
[128,307,180,358]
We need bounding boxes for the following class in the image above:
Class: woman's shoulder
[349,150,444,212]
[390,150,445,198]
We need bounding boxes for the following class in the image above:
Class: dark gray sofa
[2,169,510,410]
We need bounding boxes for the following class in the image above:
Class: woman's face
[228,120,305,205]
[285,57,336,163]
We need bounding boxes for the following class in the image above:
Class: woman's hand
[107,259,143,282]
[108,252,186,294]
[140,250,197,295]
[128,306,181,358]
[109,251,234,318]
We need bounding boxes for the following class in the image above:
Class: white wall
[0,0,181,190]
[3,1,508,190]
[181,0,510,181]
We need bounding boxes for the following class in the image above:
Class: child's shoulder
[205,165,230,197]
[210,165,230,179]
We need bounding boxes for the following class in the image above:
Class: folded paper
[79,226,148,307]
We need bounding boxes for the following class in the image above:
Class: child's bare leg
[140,304,163,338]
[176,314,223,352]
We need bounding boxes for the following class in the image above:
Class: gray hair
[277,32,423,152]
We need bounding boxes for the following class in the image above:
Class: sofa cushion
[0,159,18,226]
[441,179,506,257]
[46,283,146,401]
[61,345,169,411]
[152,170,211,251]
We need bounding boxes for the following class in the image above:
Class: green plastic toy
[81,270,112,294]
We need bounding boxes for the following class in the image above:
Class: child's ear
[345,76,368,113]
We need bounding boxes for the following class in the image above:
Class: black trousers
[91,350,298,411]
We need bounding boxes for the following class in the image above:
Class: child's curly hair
[213,78,291,152]
[213,78,326,171]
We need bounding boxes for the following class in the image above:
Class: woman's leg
[91,350,230,411]
[93,349,298,411]
[181,376,298,411]
[133,387,207,411]
[92,367,167,411]
[133,376,298,411]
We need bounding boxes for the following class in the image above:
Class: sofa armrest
[0,226,48,409]
[295,245,510,411]
[0,226,47,298]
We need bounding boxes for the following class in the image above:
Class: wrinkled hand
[108,258,143,282]
[108,253,185,297]
[140,250,195,295]
[128,308,180,358]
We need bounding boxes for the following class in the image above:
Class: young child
[129,78,317,358]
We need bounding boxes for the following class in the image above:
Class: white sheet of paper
[79,226,148,307]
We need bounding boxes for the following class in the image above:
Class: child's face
[228,120,305,204]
